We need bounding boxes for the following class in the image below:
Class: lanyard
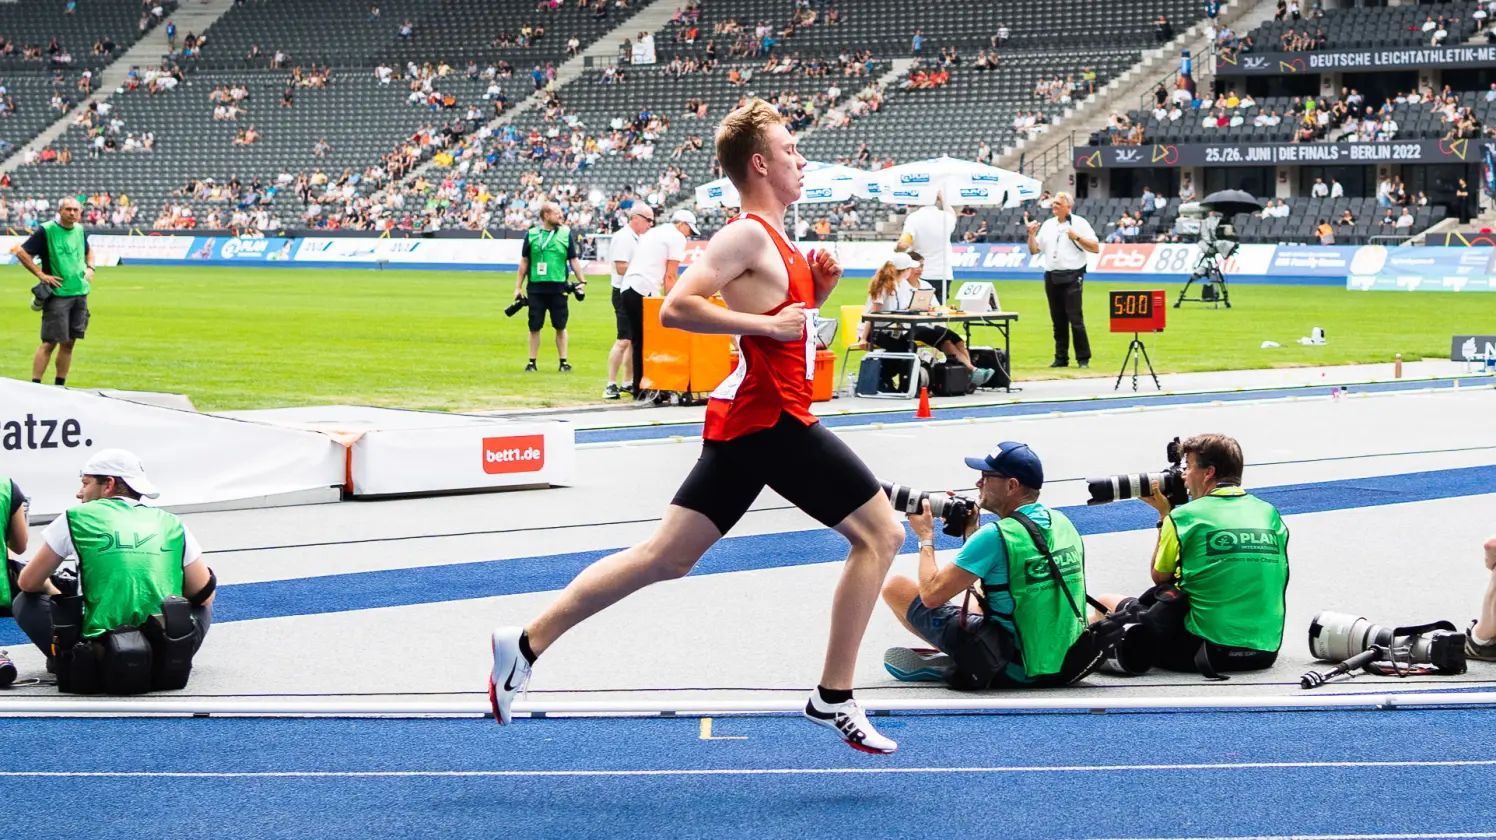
[536,228,558,253]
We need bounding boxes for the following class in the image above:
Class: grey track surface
[3,365,1494,706]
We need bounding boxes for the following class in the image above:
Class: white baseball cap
[670,209,700,235]
[80,448,160,499]
[887,252,917,271]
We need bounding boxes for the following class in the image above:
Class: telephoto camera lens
[879,481,955,519]
[1308,611,1467,673]
[0,650,15,688]
[504,296,527,318]
[1086,471,1177,505]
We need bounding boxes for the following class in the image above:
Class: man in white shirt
[1395,207,1415,229]
[896,195,957,302]
[1310,178,1329,198]
[604,204,654,400]
[1026,192,1099,368]
[620,208,697,398]
[1329,177,1344,198]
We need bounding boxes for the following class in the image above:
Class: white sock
[1473,628,1495,646]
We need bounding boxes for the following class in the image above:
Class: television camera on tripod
[1173,189,1261,309]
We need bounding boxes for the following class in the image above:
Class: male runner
[489,99,906,753]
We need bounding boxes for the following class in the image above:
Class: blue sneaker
[883,647,951,682]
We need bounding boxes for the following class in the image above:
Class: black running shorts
[672,412,880,535]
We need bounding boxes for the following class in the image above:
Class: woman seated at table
[861,252,994,386]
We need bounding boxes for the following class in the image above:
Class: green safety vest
[1169,492,1290,652]
[0,476,11,609]
[67,498,186,638]
[995,509,1087,678]
[525,224,571,285]
[42,220,89,297]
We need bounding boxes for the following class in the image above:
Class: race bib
[803,307,817,380]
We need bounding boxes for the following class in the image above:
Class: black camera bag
[968,347,1009,389]
[929,360,973,397]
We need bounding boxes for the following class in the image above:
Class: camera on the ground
[504,294,528,317]
[1085,437,1189,508]
[880,481,978,538]
[1306,611,1466,677]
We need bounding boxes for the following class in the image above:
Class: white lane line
[2,758,1495,779]
[1089,834,1496,840]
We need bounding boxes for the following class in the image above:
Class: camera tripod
[1114,332,1161,392]
[1174,253,1231,309]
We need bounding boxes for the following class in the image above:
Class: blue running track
[5,708,1496,838]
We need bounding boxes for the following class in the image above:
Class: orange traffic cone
[915,386,932,419]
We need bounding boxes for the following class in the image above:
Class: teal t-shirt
[953,502,1050,684]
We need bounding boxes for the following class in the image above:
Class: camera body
[1086,437,1189,508]
[880,481,978,538]
[565,280,586,301]
[503,295,528,318]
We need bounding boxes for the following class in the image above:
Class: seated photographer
[881,441,1090,688]
[12,450,215,689]
[1095,434,1289,675]
[861,252,992,387]
[3,471,28,608]
[1466,536,1496,662]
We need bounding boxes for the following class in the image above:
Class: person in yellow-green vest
[2,473,30,607]
[881,441,1093,688]
[513,201,589,373]
[13,450,215,681]
[11,197,95,387]
[1096,433,1290,675]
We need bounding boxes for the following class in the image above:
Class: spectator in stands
[12,198,94,387]
[1139,186,1157,219]
[1310,177,1328,198]
[1329,177,1344,199]
[1395,207,1415,230]
[1315,219,1334,245]
[1337,209,1356,227]
[1456,178,1472,224]
[604,204,654,400]
[1178,176,1196,204]
[1028,192,1097,370]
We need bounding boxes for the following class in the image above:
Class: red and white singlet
[702,213,819,442]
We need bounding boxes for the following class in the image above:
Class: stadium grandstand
[0,0,1487,245]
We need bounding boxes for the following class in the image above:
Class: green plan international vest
[0,476,11,608]
[996,510,1087,678]
[67,498,186,638]
[525,224,571,286]
[1169,492,1289,652]
[43,220,89,297]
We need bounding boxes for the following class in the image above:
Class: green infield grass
[0,265,1484,411]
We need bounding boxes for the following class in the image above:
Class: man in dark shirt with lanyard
[513,201,588,372]
[11,198,94,386]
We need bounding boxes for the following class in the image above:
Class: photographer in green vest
[1096,433,1289,674]
[12,449,215,687]
[514,201,589,373]
[11,197,94,387]
[880,441,1091,688]
[2,473,31,613]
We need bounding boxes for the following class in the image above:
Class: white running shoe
[488,627,532,725]
[802,691,898,755]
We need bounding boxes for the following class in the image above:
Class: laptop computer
[893,288,935,314]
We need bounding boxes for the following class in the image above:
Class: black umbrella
[1199,189,1263,217]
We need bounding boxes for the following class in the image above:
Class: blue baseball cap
[964,441,1044,489]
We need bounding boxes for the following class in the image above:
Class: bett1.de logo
[482,435,545,474]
